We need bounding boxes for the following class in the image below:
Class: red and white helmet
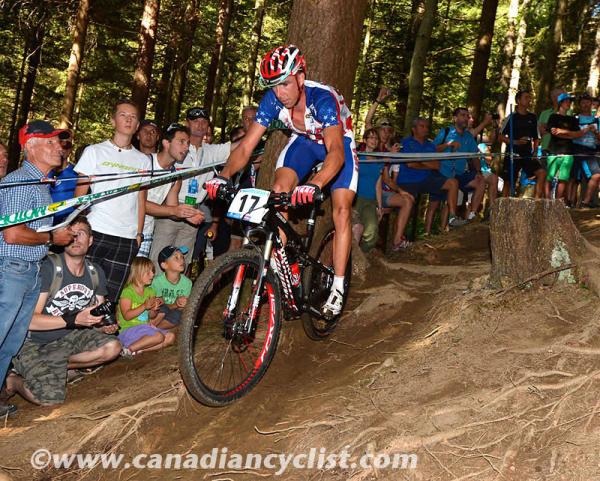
[258,45,306,88]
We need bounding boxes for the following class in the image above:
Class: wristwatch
[45,231,54,247]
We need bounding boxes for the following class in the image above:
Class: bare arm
[74,175,90,198]
[365,87,390,130]
[221,122,267,179]
[3,223,51,246]
[30,293,104,330]
[137,190,146,239]
[310,124,345,189]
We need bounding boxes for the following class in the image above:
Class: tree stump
[490,198,600,291]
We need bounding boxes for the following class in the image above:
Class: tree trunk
[490,198,600,295]
[504,0,530,116]
[132,0,160,118]
[241,0,266,108]
[396,0,425,134]
[535,0,567,113]
[427,0,451,124]
[404,0,438,134]
[59,0,90,129]
[204,0,234,116]
[8,21,45,170]
[211,0,235,122]
[587,18,600,97]
[498,0,519,118]
[7,39,28,170]
[352,0,376,133]
[169,0,201,122]
[466,0,500,125]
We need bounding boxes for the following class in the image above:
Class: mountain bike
[178,185,351,407]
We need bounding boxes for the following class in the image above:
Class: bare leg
[136,332,176,354]
[584,174,600,203]
[331,188,355,277]
[535,169,546,199]
[5,372,42,405]
[425,200,440,234]
[128,332,165,354]
[67,340,121,369]
[385,192,415,244]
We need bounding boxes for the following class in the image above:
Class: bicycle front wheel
[179,249,282,407]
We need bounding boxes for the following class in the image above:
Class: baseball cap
[186,107,210,121]
[139,119,159,130]
[158,246,189,266]
[18,120,67,147]
[557,93,575,105]
[579,93,593,102]
[377,118,393,128]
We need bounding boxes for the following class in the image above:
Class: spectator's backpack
[46,253,100,301]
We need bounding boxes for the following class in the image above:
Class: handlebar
[204,183,324,206]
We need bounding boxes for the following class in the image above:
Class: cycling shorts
[275,134,358,192]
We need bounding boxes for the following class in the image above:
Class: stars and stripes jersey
[255,80,354,144]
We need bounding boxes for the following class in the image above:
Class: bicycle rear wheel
[301,228,351,340]
[179,249,282,406]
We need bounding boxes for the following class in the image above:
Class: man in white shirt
[150,107,235,265]
[74,99,151,300]
[139,123,204,259]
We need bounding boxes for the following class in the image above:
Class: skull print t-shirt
[28,253,108,344]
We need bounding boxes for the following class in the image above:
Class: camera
[91,300,117,327]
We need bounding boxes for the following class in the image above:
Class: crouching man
[4,216,121,406]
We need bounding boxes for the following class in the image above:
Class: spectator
[241,105,265,185]
[433,107,486,222]
[136,119,160,155]
[5,216,120,406]
[230,126,245,143]
[386,117,467,234]
[468,112,493,140]
[546,93,592,200]
[0,120,75,416]
[50,131,78,225]
[117,257,174,357]
[74,99,151,301]
[150,107,235,267]
[355,129,411,252]
[539,88,565,154]
[0,141,8,179]
[151,246,192,329]
[575,94,600,207]
[139,124,204,258]
[500,90,545,198]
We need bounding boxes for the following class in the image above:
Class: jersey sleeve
[313,91,341,129]
[255,90,281,128]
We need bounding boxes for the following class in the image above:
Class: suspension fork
[242,232,274,332]
[302,204,319,251]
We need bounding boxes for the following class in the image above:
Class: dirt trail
[3,213,600,481]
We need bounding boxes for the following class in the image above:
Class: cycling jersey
[255,80,354,143]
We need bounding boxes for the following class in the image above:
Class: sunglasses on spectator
[166,123,186,134]
[186,108,209,120]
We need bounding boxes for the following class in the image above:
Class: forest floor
[4,211,600,481]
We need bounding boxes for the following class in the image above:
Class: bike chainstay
[271,246,299,314]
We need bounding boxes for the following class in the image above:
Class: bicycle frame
[224,197,334,333]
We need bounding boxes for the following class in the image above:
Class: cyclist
[206,44,358,318]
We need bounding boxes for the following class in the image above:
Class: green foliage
[0,0,594,157]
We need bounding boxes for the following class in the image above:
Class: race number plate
[226,188,270,224]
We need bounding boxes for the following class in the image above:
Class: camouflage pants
[13,329,117,405]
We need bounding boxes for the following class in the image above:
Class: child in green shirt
[151,246,193,329]
[118,257,175,357]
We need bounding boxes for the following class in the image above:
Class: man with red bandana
[206,44,358,318]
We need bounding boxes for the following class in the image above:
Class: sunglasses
[187,108,209,120]
[166,122,186,134]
